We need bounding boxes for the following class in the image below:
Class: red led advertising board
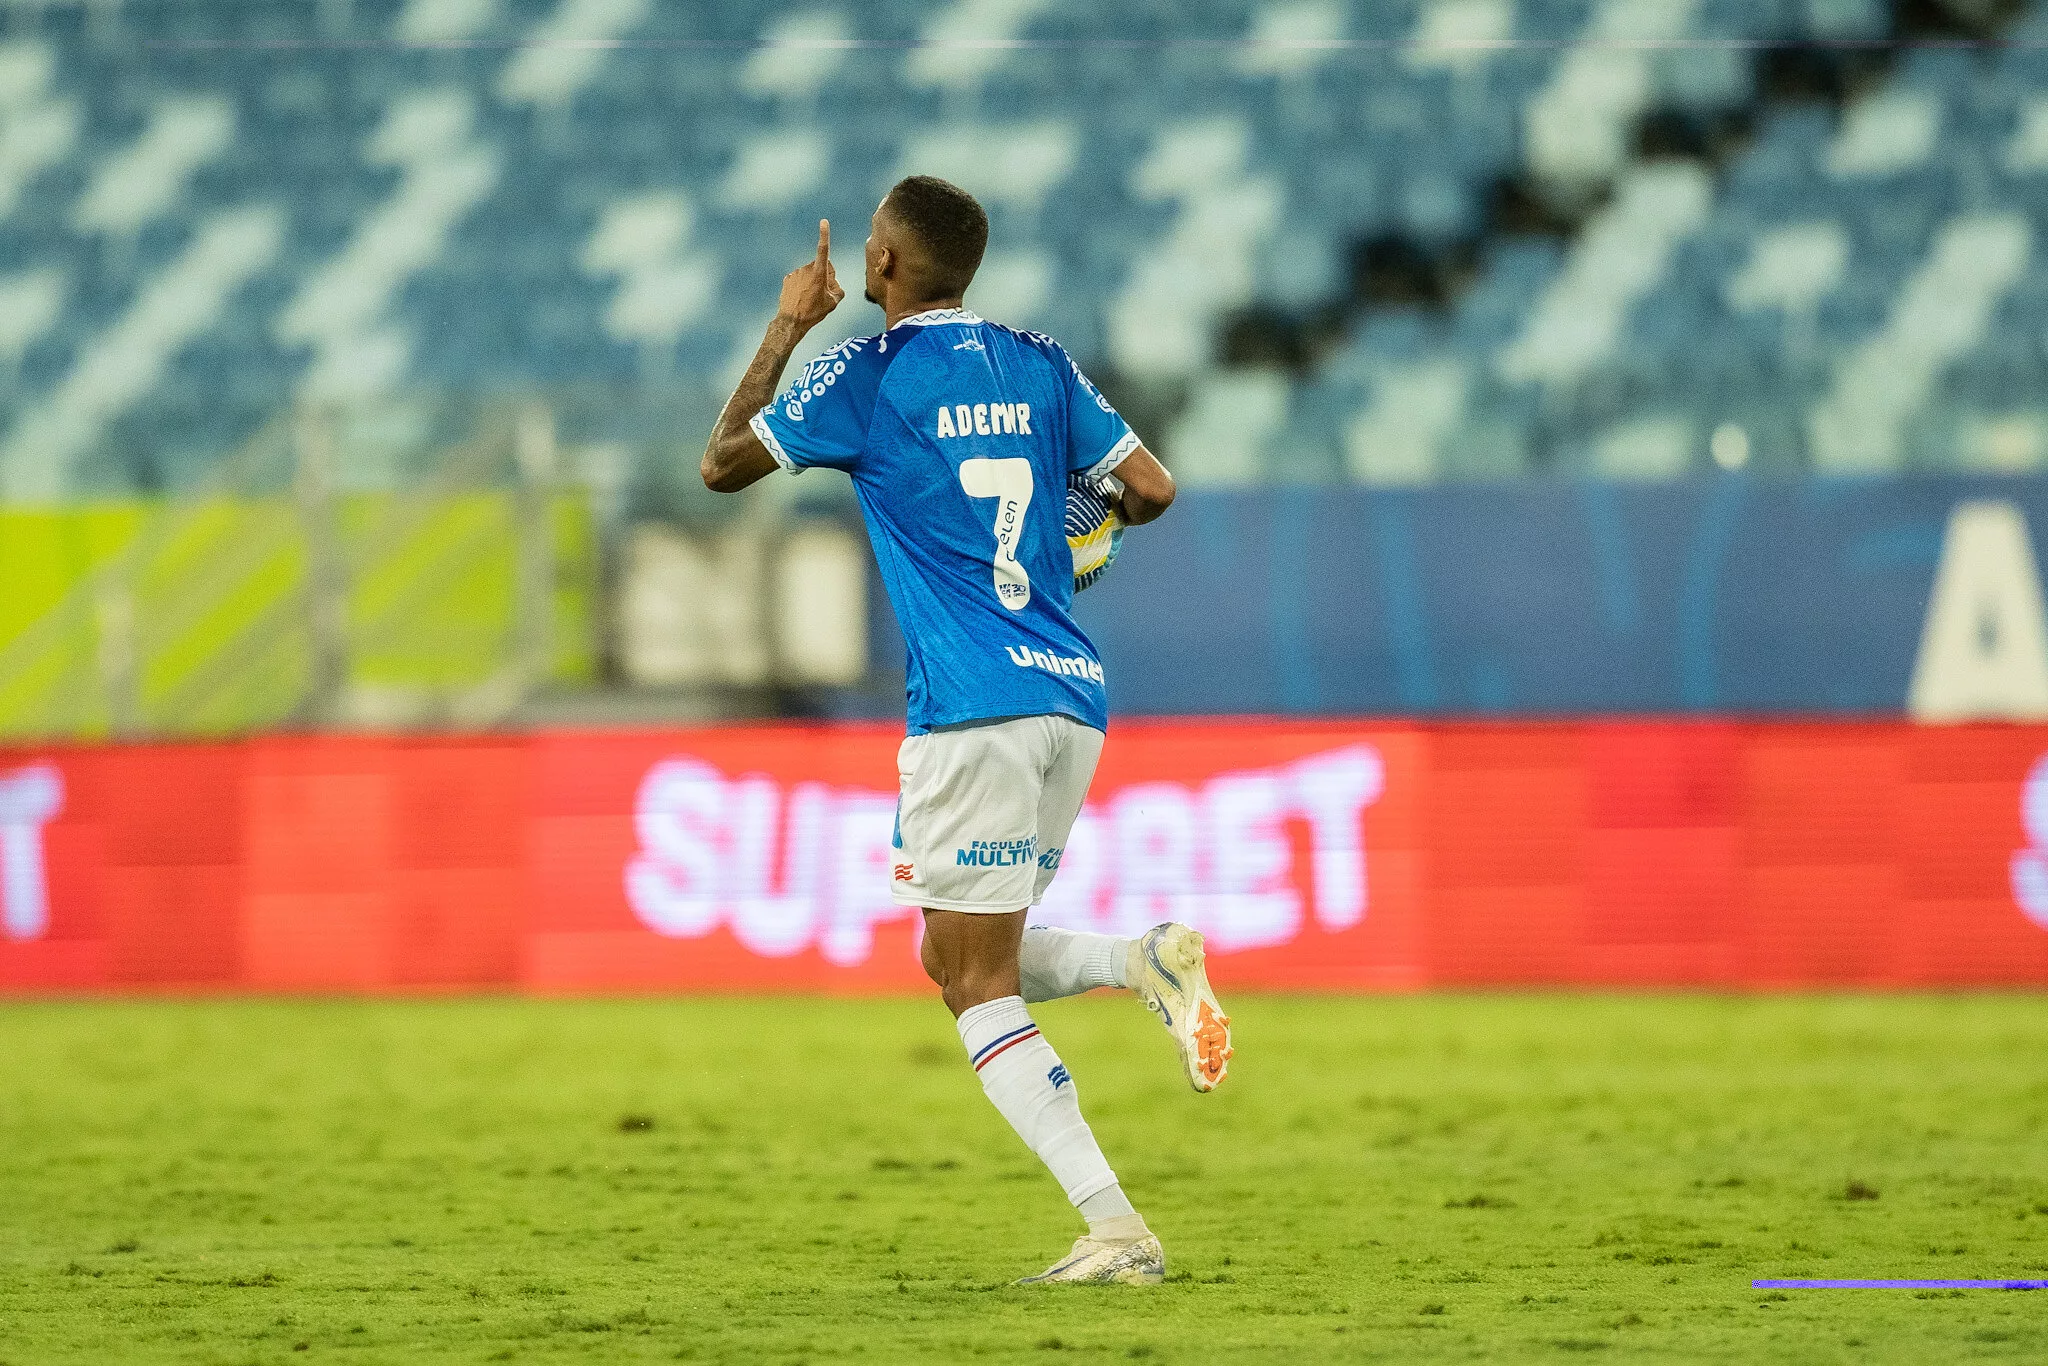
[3,721,2047,993]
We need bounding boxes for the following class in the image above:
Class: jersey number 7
[958,457,1034,611]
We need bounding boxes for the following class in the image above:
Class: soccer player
[700,177,1233,1285]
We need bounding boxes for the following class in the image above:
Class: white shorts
[890,713,1105,913]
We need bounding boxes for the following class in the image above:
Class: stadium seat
[2,0,2046,498]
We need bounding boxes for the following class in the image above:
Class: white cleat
[1128,922,1233,1092]
[1017,1234,1166,1286]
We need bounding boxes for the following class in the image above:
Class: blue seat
[1802,0,1886,37]
[6,0,2046,494]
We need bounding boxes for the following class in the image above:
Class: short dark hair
[883,175,988,297]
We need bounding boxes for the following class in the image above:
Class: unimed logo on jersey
[623,744,1385,964]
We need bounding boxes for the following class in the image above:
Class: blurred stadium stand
[1,0,2045,733]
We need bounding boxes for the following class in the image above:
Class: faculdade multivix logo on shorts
[956,837,1037,868]
[624,744,1385,965]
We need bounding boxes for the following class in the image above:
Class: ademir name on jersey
[935,402,1033,439]
[1005,645,1104,683]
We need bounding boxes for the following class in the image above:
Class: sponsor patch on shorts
[954,836,1036,868]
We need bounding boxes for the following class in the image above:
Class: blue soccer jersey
[750,308,1138,735]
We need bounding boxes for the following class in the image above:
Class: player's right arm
[701,219,844,493]
[1054,341,1174,525]
[1111,446,1174,525]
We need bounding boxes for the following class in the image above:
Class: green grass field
[2,992,2044,1364]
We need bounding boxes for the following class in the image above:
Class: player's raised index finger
[816,219,831,262]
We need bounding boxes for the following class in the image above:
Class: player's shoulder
[799,331,886,383]
[775,332,886,427]
[794,331,887,393]
[980,320,1069,361]
[989,324,1114,412]
[992,323,1092,379]
[968,320,1094,393]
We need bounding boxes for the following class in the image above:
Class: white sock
[957,996,1128,1215]
[1017,927,1129,1003]
[1083,1210,1149,1242]
[1079,1187,1142,1239]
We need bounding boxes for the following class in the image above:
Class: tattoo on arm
[702,316,805,492]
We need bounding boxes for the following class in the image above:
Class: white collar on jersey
[891,308,984,328]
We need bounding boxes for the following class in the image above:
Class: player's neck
[884,295,965,329]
